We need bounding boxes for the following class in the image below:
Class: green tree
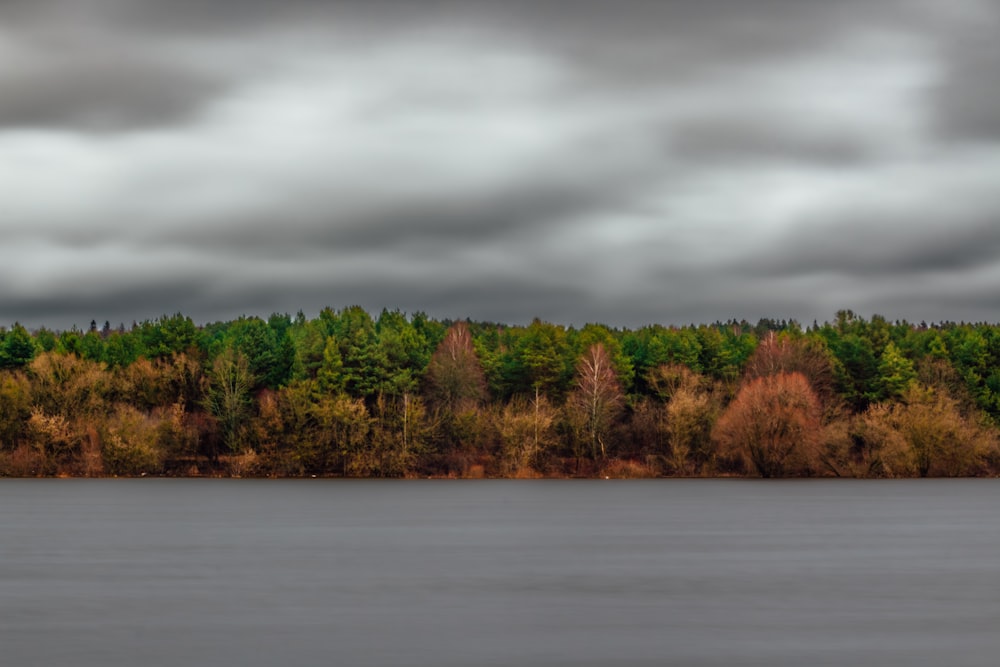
[137,314,200,359]
[508,319,570,399]
[816,322,879,411]
[316,337,346,395]
[34,328,58,353]
[375,309,429,398]
[221,316,295,390]
[78,330,105,363]
[290,319,327,381]
[103,331,141,368]
[323,306,384,397]
[876,341,917,400]
[0,323,38,369]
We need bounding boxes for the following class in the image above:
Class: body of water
[1,479,997,666]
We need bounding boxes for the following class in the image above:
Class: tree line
[0,308,998,478]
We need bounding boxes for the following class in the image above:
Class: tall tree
[137,314,200,359]
[204,348,254,454]
[666,379,718,475]
[510,319,570,399]
[568,343,624,460]
[744,332,837,406]
[223,316,294,390]
[0,323,37,369]
[316,337,346,395]
[876,341,917,401]
[424,322,487,412]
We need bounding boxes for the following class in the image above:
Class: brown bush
[894,386,992,477]
[667,385,718,475]
[0,444,49,477]
[0,372,32,449]
[601,458,659,479]
[495,394,557,477]
[713,372,823,477]
[99,405,165,476]
[842,385,995,477]
[28,352,109,419]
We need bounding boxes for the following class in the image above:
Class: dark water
[1,479,998,666]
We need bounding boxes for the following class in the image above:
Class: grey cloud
[931,8,1000,143]
[3,0,1000,329]
[741,212,1000,279]
[0,279,217,330]
[668,116,876,167]
[0,56,224,132]
[138,165,650,259]
[0,0,947,136]
[826,274,1000,326]
[0,252,591,330]
[0,5,231,132]
[238,276,594,329]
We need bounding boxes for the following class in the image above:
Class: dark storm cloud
[0,55,224,132]
[0,3,231,132]
[743,210,1000,279]
[0,0,919,132]
[667,116,876,167]
[0,277,217,329]
[2,0,1000,328]
[931,6,1000,143]
[139,157,650,258]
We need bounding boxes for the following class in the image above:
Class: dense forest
[1,308,999,478]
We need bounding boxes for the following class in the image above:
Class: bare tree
[569,343,624,460]
[667,384,717,475]
[425,322,487,412]
[204,348,254,454]
[496,393,557,476]
[744,332,836,406]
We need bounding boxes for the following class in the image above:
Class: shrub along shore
[1,308,999,478]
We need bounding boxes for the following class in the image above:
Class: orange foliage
[713,372,822,477]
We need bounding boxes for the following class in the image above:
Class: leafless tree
[569,343,624,460]
[425,322,487,412]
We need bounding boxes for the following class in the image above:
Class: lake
[1,479,997,666]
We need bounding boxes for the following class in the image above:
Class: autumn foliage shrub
[495,394,557,476]
[99,405,165,476]
[601,458,659,478]
[713,372,823,477]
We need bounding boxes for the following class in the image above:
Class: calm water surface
[1,479,998,666]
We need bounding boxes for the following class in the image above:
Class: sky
[2,0,1000,330]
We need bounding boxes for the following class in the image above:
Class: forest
[1,308,999,478]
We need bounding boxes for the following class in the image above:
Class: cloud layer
[2,0,999,329]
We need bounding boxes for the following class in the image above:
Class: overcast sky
[2,0,999,330]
